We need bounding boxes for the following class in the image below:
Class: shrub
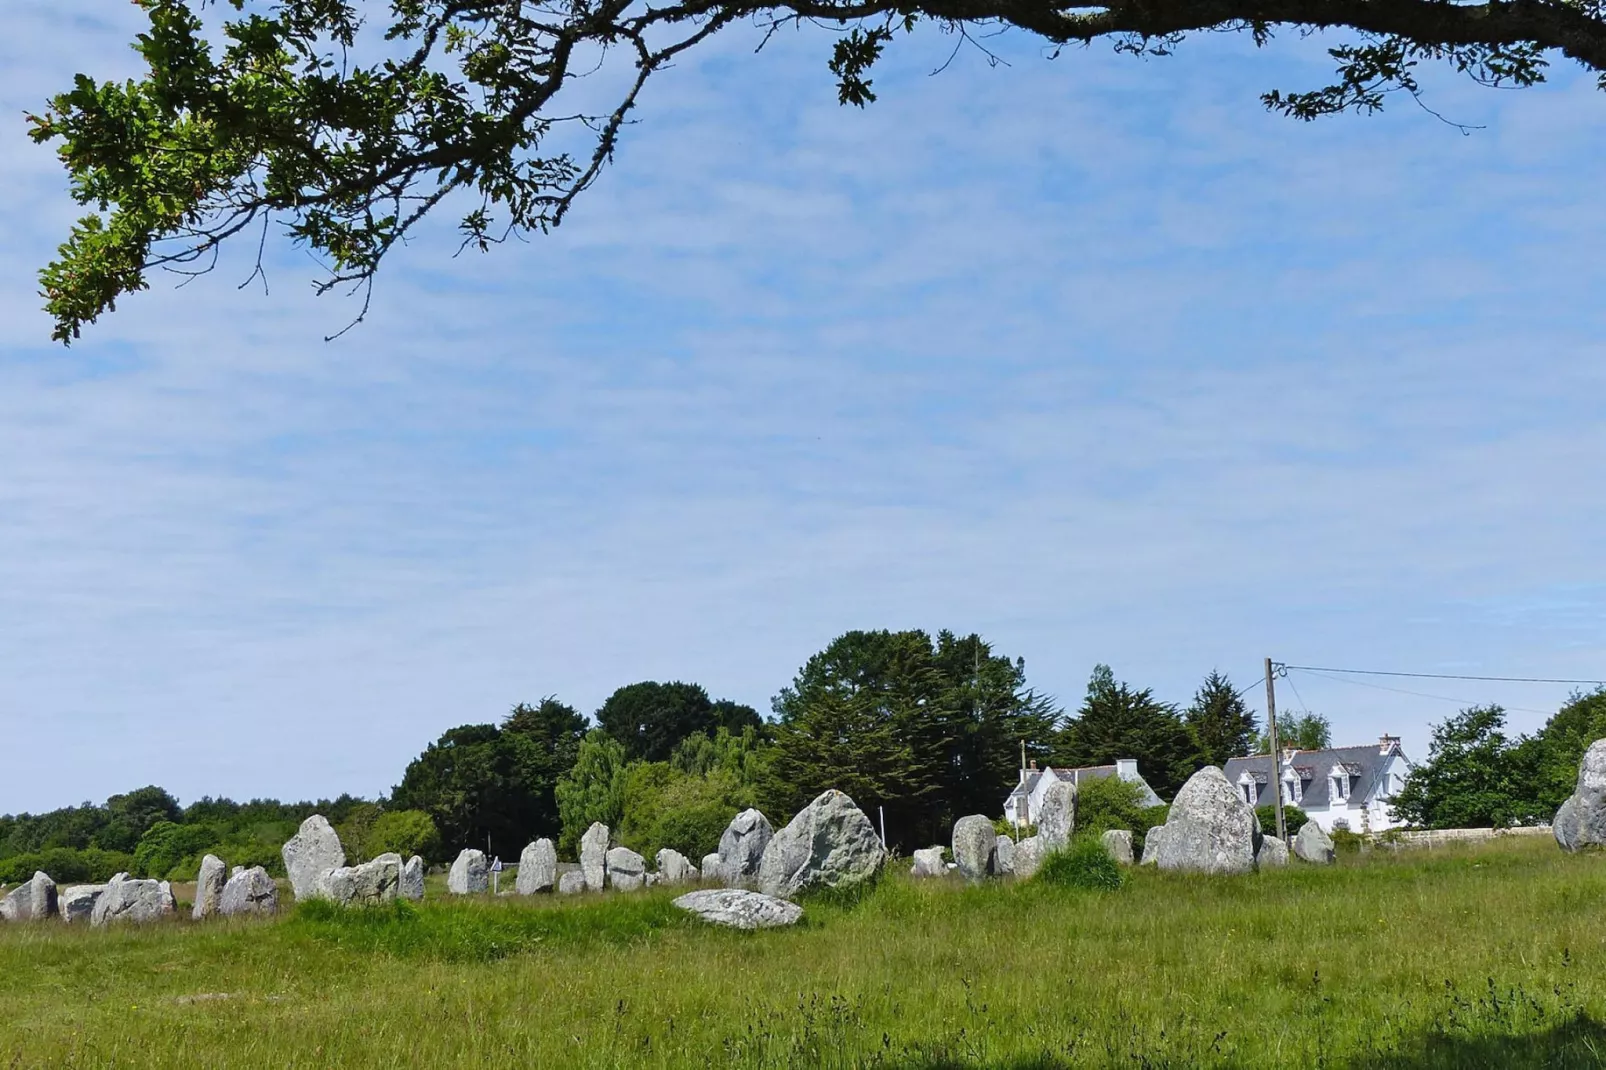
[1076,776,1149,837]
[1256,804,1309,837]
[1035,836,1126,892]
[1330,827,1365,855]
[132,821,218,878]
[0,847,133,884]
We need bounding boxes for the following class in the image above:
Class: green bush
[1035,836,1126,892]
[132,821,219,878]
[1256,804,1309,837]
[1330,826,1364,855]
[0,847,134,884]
[1076,776,1148,836]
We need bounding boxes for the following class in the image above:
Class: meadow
[2,836,1604,1068]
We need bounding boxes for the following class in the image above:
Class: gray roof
[1223,744,1402,811]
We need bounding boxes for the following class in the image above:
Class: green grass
[4,837,1606,1067]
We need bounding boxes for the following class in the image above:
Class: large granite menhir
[1037,779,1078,850]
[448,849,489,894]
[757,789,885,900]
[717,809,774,886]
[1152,766,1259,875]
[518,839,558,894]
[951,815,996,881]
[281,815,346,901]
[1555,739,1606,852]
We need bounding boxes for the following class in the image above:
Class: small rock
[1038,780,1078,850]
[218,866,277,917]
[400,856,426,901]
[1257,837,1289,868]
[1293,823,1335,865]
[193,855,227,920]
[1139,826,1168,865]
[60,884,106,924]
[910,847,947,877]
[91,874,176,926]
[656,848,698,884]
[557,870,586,895]
[320,855,401,905]
[951,815,997,880]
[447,849,488,894]
[992,833,1016,876]
[281,815,346,902]
[672,888,803,929]
[517,839,558,894]
[606,847,647,892]
[1100,830,1135,866]
[757,789,886,900]
[1013,835,1046,879]
[580,823,610,892]
[701,852,731,885]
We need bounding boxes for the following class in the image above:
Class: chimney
[1379,734,1400,755]
[1116,758,1137,780]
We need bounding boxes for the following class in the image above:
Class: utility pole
[1264,657,1287,844]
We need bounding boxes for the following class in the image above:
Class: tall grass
[2,837,1605,1067]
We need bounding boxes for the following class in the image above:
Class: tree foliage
[27,0,1583,341]
[1053,665,1205,800]
[1258,711,1333,753]
[595,681,761,764]
[1390,706,1539,829]
[767,628,1058,847]
[1185,670,1257,768]
[554,729,630,855]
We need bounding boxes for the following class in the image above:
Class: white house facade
[1004,759,1165,825]
[1222,735,1413,834]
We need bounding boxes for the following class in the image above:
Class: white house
[1222,735,1414,834]
[1003,759,1165,825]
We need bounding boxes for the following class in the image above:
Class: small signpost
[490,855,504,895]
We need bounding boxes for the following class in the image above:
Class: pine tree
[1184,670,1258,768]
[1053,665,1205,800]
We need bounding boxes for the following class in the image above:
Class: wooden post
[1265,657,1287,844]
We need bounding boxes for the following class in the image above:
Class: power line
[1280,664,1606,687]
[1290,666,1557,717]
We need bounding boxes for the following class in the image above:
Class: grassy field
[3,836,1605,1068]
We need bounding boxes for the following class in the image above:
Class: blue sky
[2,1,1604,815]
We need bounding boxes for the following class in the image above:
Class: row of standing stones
[0,789,890,932]
[923,767,1340,882]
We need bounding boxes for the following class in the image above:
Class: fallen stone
[606,847,647,892]
[447,848,489,894]
[1100,829,1135,866]
[91,874,176,926]
[656,848,698,884]
[910,847,947,877]
[951,815,997,881]
[1153,766,1257,875]
[400,856,425,901]
[1013,836,1046,879]
[1257,836,1289,868]
[718,809,774,885]
[1038,779,1078,850]
[193,855,227,920]
[1556,739,1606,852]
[60,884,106,924]
[580,823,610,892]
[1293,822,1336,865]
[517,839,558,894]
[672,888,803,929]
[757,789,886,900]
[281,815,346,902]
[557,870,586,895]
[218,866,278,917]
[992,834,1016,876]
[645,871,661,887]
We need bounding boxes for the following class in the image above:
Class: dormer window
[1241,782,1255,805]
[1331,774,1347,800]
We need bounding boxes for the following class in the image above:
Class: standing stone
[952,815,998,880]
[400,856,426,901]
[910,847,947,877]
[1293,822,1336,864]
[1013,835,1046,879]
[557,870,586,895]
[1153,766,1258,875]
[672,889,803,929]
[218,866,278,917]
[606,847,647,892]
[1257,837,1289,868]
[1139,826,1169,866]
[517,839,558,894]
[193,854,227,920]
[580,823,610,892]
[91,874,176,926]
[281,815,345,901]
[319,855,402,905]
[447,849,489,894]
[0,872,58,921]
[60,885,106,924]
[993,834,1016,875]
[700,853,732,885]
[655,849,698,885]
[1100,829,1135,866]
[1038,779,1078,850]
[718,809,774,885]
[757,789,886,900]
[1556,739,1606,852]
